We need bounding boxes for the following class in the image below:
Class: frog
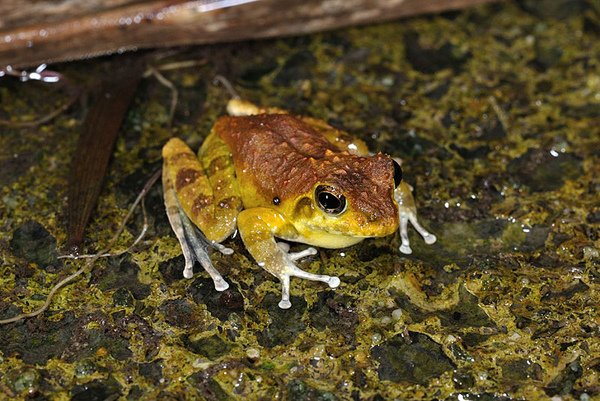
[162,97,436,309]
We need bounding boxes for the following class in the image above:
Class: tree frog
[162,98,436,309]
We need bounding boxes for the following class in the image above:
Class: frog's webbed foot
[277,260,341,309]
[395,181,437,255]
[274,242,336,309]
[163,171,229,291]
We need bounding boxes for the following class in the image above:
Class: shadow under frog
[162,98,436,308]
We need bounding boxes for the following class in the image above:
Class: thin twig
[146,66,178,125]
[0,169,161,325]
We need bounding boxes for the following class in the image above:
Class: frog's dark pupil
[272,197,281,205]
[393,159,403,187]
[316,186,346,214]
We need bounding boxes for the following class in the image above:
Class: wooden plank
[0,0,501,68]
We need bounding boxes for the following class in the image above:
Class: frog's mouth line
[303,224,391,239]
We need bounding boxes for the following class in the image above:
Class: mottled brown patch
[175,168,201,190]
[192,194,213,215]
[208,155,231,175]
[218,196,241,209]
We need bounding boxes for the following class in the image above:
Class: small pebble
[246,348,260,360]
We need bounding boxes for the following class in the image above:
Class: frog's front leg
[395,181,437,254]
[237,208,340,309]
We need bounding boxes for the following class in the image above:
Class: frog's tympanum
[162,99,436,308]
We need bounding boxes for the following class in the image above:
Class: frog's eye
[393,159,403,187]
[316,185,347,215]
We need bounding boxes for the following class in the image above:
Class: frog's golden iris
[162,99,436,309]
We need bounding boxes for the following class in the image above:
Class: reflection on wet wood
[0,0,500,68]
[66,56,145,250]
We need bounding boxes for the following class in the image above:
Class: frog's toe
[327,276,341,288]
[399,244,413,255]
[278,275,292,309]
[288,247,318,261]
[214,278,230,292]
[277,242,318,261]
[278,299,292,309]
[423,233,437,245]
[183,261,194,279]
[213,242,234,255]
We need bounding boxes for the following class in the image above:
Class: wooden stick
[0,0,501,68]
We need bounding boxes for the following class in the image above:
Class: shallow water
[0,1,599,400]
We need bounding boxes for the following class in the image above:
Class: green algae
[1,1,599,400]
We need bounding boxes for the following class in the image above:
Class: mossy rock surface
[1,1,598,399]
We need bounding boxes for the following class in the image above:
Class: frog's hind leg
[162,137,241,290]
[394,181,437,254]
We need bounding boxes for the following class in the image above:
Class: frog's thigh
[237,208,340,309]
[162,138,229,289]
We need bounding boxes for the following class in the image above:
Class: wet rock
[127,386,144,400]
[90,256,151,300]
[450,144,491,160]
[425,81,451,100]
[190,277,244,321]
[138,359,163,381]
[540,279,590,302]
[462,332,492,349]
[286,379,338,401]
[383,129,452,160]
[452,369,475,390]
[520,0,588,19]
[522,225,550,252]
[309,292,359,344]
[372,332,455,384]
[438,286,495,329]
[0,149,41,188]
[273,50,317,86]
[257,293,306,348]
[544,358,583,397]
[112,287,134,307]
[70,377,122,401]
[507,148,583,192]
[159,299,203,329]
[0,312,77,364]
[404,31,470,74]
[501,358,543,383]
[6,368,41,395]
[187,374,233,400]
[531,39,563,72]
[183,334,233,360]
[10,220,59,268]
[473,219,508,239]
[587,208,600,224]
[158,255,185,284]
[74,360,98,378]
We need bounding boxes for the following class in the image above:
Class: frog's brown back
[214,113,397,226]
[214,114,340,201]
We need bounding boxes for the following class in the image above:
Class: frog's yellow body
[162,99,436,308]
